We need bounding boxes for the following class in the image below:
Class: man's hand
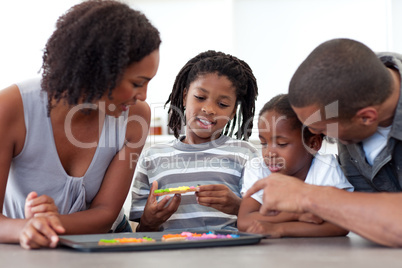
[244,173,311,215]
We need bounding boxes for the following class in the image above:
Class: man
[245,38,402,247]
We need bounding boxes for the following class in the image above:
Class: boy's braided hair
[165,50,258,140]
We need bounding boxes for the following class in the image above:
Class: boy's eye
[133,83,142,88]
[194,95,205,100]
[219,102,230,108]
[277,143,288,148]
[260,143,267,148]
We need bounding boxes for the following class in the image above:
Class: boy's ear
[182,88,188,105]
[354,107,378,126]
[306,134,322,153]
[230,103,238,120]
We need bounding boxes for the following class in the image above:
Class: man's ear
[354,107,378,126]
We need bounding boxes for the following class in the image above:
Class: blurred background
[1,0,401,143]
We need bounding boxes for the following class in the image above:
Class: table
[1,233,400,268]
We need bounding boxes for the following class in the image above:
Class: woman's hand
[24,192,59,219]
[195,184,241,215]
[19,215,65,249]
[137,181,181,232]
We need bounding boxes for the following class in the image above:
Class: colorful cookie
[161,232,240,242]
[154,186,197,196]
[161,234,188,242]
[98,236,155,245]
[98,232,240,245]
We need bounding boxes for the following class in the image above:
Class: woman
[0,0,160,249]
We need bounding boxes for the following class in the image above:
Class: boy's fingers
[156,195,171,210]
[168,194,181,209]
[148,181,159,202]
[197,184,226,192]
[150,181,158,192]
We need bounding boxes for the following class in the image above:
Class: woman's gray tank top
[3,78,128,221]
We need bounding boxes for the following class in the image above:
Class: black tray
[58,230,263,252]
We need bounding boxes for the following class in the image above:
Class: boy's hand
[19,215,65,249]
[195,184,241,215]
[137,181,181,232]
[25,192,59,219]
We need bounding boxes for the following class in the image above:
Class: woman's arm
[0,85,64,248]
[57,101,151,233]
[0,85,25,243]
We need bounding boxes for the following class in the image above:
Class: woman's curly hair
[165,50,258,140]
[41,0,161,113]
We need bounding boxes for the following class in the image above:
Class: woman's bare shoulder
[125,100,151,144]
[0,84,26,155]
[0,84,24,122]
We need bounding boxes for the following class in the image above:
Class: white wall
[1,0,401,139]
[128,0,400,137]
[0,0,82,89]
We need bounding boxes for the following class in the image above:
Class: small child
[238,94,354,237]
[130,50,259,232]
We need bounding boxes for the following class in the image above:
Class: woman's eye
[260,143,267,148]
[133,83,141,88]
[194,95,205,100]
[219,103,230,108]
[278,143,288,148]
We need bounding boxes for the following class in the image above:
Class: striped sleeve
[129,152,151,221]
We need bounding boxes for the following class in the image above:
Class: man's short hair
[289,38,392,119]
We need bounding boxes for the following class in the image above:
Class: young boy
[245,38,402,247]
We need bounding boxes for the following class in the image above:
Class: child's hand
[298,213,324,224]
[24,192,59,219]
[137,181,181,232]
[246,220,281,238]
[19,215,66,249]
[195,184,241,215]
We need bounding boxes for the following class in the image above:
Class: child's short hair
[259,94,317,142]
[165,50,258,140]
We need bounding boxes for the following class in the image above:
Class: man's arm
[238,196,321,231]
[244,173,402,247]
